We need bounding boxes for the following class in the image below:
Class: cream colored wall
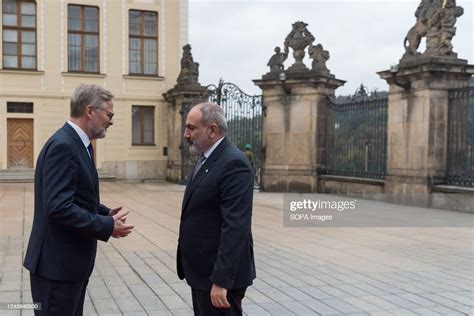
[0,0,185,177]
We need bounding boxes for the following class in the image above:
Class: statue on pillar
[308,44,330,75]
[426,0,464,56]
[176,44,200,86]
[284,21,315,71]
[402,0,464,60]
[267,47,287,72]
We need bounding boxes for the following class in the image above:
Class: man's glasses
[94,107,114,120]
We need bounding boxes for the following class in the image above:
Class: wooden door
[7,119,34,168]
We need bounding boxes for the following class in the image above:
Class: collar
[67,120,91,151]
[203,136,225,160]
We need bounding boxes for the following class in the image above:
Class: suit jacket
[177,137,256,291]
[24,123,114,282]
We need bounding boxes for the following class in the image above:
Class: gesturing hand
[210,284,230,309]
[108,206,122,217]
[112,209,134,238]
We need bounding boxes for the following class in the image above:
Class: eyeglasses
[94,107,114,120]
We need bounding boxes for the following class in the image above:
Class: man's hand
[111,209,134,238]
[108,206,122,216]
[210,284,230,308]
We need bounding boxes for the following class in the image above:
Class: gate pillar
[254,72,344,192]
[163,44,208,183]
[378,58,474,203]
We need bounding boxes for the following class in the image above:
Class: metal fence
[325,87,388,179]
[446,87,474,187]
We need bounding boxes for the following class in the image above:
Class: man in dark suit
[24,84,134,315]
[177,103,256,315]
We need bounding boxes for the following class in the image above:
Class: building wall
[0,0,186,179]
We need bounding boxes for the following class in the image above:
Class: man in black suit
[177,103,256,315]
[24,84,134,315]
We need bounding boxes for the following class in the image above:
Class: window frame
[2,0,37,70]
[67,4,100,73]
[7,101,34,113]
[128,9,158,76]
[132,105,156,146]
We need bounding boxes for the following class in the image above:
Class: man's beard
[188,141,200,155]
[90,124,106,139]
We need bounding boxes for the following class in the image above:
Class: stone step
[0,169,116,183]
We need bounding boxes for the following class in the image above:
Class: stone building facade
[0,0,188,179]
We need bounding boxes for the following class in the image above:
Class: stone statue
[427,0,464,56]
[402,0,464,60]
[402,0,438,58]
[267,47,287,72]
[176,44,199,86]
[284,21,315,70]
[308,44,330,75]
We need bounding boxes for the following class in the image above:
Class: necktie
[87,143,95,165]
[191,155,206,180]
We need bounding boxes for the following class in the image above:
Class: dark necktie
[87,143,95,165]
[192,155,206,180]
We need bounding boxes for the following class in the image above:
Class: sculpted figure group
[403,0,463,59]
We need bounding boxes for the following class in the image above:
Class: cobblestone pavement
[0,182,473,315]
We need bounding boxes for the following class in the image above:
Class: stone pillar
[163,44,208,183]
[378,57,474,202]
[254,72,344,192]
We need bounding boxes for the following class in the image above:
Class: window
[2,0,37,69]
[7,101,33,113]
[132,106,155,145]
[129,10,157,75]
[68,5,99,72]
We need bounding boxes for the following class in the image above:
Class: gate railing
[325,87,388,179]
[207,81,263,174]
[446,87,474,187]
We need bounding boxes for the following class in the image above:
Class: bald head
[193,102,228,135]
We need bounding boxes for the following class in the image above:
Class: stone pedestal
[378,58,474,203]
[163,85,207,183]
[254,73,344,192]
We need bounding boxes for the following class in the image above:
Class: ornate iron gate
[180,80,263,186]
[325,86,388,179]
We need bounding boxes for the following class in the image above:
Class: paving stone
[88,286,112,300]
[409,307,444,315]
[379,294,422,309]
[386,309,418,316]
[242,303,271,315]
[322,298,364,314]
[279,300,318,315]
[301,299,341,315]
[258,302,295,315]
[360,296,399,310]
[344,297,382,312]
[437,291,474,306]
[159,295,188,310]
[115,296,144,312]
[92,298,121,314]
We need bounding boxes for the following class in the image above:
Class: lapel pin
[205,169,208,173]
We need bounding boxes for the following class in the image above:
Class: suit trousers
[191,287,247,316]
[30,273,88,316]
